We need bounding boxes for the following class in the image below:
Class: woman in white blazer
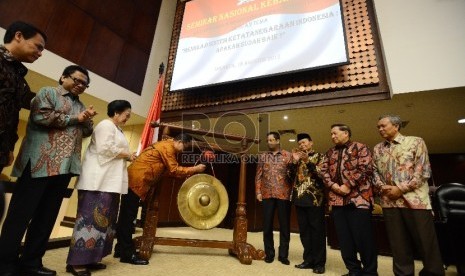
[66,100,136,276]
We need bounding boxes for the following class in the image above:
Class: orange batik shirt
[255,150,293,200]
[128,139,196,201]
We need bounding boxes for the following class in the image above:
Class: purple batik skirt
[67,190,120,265]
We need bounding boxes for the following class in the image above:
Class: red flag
[137,74,165,154]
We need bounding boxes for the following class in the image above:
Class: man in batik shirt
[0,21,46,174]
[255,131,292,265]
[115,134,205,265]
[320,124,378,276]
[0,65,96,276]
[373,114,444,276]
[290,133,326,274]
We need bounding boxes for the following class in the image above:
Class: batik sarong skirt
[67,190,120,265]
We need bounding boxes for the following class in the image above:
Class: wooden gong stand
[134,122,265,264]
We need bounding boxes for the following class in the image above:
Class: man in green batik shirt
[0,65,96,276]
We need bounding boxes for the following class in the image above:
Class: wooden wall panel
[0,0,161,94]
[45,1,95,63]
[115,43,149,94]
[81,25,125,80]
[430,153,465,186]
[134,0,163,17]
[130,10,159,53]
[71,0,135,38]
[157,178,181,223]
[161,0,390,119]
[0,0,56,29]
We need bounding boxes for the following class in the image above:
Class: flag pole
[136,62,165,155]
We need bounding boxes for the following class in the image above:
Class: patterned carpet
[43,227,457,276]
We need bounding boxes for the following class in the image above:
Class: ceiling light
[289,139,295,142]
[458,118,465,124]
[283,115,288,120]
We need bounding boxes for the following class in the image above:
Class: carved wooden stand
[134,123,265,264]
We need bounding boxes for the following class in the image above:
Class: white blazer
[75,119,129,194]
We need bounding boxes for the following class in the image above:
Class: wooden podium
[134,122,265,264]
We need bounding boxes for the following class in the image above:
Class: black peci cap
[296,133,312,142]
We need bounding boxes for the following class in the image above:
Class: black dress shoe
[264,256,274,263]
[313,266,325,274]
[86,263,106,270]
[65,265,90,276]
[295,261,313,269]
[278,257,290,265]
[120,254,149,265]
[21,266,57,276]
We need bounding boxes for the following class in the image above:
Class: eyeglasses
[69,76,89,88]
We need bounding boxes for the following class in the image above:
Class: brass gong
[177,174,228,230]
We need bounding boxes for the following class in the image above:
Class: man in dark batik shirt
[289,133,326,274]
[320,124,378,276]
[0,21,46,173]
[0,21,46,276]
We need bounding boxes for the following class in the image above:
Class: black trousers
[0,164,70,273]
[383,208,445,276]
[115,188,141,259]
[295,205,326,267]
[262,198,291,259]
[332,206,378,275]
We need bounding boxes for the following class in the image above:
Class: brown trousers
[383,208,445,276]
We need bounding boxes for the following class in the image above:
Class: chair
[436,183,465,223]
[435,183,465,275]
